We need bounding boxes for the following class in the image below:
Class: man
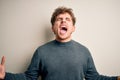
[0,6,120,80]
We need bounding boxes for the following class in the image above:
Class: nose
[61,19,66,23]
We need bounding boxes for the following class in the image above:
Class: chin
[59,36,68,39]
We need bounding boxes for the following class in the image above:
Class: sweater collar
[54,40,73,46]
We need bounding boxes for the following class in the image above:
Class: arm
[0,56,27,80]
[1,49,41,80]
[24,49,41,80]
[85,51,118,80]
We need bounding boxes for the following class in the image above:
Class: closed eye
[56,18,62,21]
[66,18,71,21]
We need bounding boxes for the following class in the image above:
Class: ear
[72,25,75,32]
[51,26,55,33]
[51,26,56,34]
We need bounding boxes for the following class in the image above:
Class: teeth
[61,26,66,27]
[61,25,66,27]
[61,26,67,29]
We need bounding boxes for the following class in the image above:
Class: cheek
[69,26,75,32]
[53,22,60,31]
[52,26,58,34]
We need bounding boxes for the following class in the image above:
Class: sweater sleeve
[85,51,117,80]
[5,49,41,80]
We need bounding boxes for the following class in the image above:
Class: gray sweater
[5,40,117,80]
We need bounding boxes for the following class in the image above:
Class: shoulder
[36,40,55,50]
[72,40,91,55]
[72,40,88,49]
[33,40,55,56]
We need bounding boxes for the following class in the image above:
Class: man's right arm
[0,49,41,80]
[0,56,26,80]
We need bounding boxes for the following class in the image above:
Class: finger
[1,56,5,65]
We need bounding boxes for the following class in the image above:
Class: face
[52,13,75,42]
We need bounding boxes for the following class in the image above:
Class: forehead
[56,13,72,18]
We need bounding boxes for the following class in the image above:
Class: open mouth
[60,26,67,34]
[62,27,67,31]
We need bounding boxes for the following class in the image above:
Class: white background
[0,0,120,79]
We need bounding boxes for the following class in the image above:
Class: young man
[0,6,120,80]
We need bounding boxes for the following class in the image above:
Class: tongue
[60,29,67,34]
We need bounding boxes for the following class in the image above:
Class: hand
[118,76,120,80]
[0,56,5,79]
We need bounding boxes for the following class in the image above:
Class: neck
[55,37,72,43]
